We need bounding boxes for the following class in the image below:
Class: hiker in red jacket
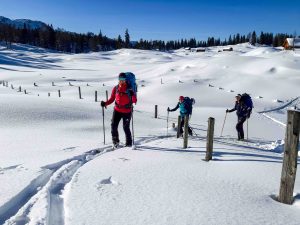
[101,73,137,147]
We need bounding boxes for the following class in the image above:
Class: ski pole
[220,112,227,137]
[102,106,106,145]
[131,106,135,145]
[167,110,169,136]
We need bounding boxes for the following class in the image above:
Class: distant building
[191,47,205,52]
[283,38,300,50]
[223,47,233,51]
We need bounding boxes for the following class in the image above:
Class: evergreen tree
[251,31,257,45]
[228,35,232,45]
[259,32,265,45]
[48,25,56,49]
[117,35,123,49]
[125,29,130,48]
[21,23,29,44]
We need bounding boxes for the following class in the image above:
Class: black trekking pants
[236,116,247,140]
[180,117,193,135]
[111,110,132,145]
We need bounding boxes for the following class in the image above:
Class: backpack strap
[115,85,133,109]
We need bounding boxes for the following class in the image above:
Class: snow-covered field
[0,43,300,225]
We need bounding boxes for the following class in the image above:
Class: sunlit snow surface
[0,43,300,225]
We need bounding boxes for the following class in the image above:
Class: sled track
[0,136,168,225]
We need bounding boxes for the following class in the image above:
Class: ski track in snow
[255,97,299,128]
[259,113,287,127]
[1,136,169,225]
[257,96,299,114]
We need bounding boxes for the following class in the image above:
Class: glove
[167,107,170,112]
[226,109,229,113]
[101,101,106,107]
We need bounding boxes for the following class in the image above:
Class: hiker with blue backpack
[226,93,253,141]
[168,96,195,136]
[101,72,137,148]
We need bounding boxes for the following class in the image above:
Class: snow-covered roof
[286,38,300,47]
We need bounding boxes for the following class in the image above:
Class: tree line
[0,23,295,52]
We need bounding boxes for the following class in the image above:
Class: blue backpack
[125,72,137,94]
[183,97,195,115]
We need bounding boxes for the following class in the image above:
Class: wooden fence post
[24,90,27,94]
[172,123,175,128]
[58,90,61,97]
[155,105,158,118]
[278,110,300,204]
[177,116,181,138]
[18,86,22,92]
[5,82,8,87]
[205,117,215,161]
[78,86,82,99]
[52,81,55,86]
[106,90,108,101]
[11,84,14,89]
[48,93,50,97]
[95,91,98,102]
[183,115,189,148]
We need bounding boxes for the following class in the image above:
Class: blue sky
[0,0,299,41]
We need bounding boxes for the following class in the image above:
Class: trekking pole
[190,126,198,137]
[131,106,135,146]
[167,110,169,136]
[247,118,249,140]
[102,106,106,145]
[220,112,227,137]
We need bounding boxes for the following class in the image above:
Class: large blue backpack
[241,93,253,116]
[125,72,137,94]
[115,72,137,108]
[183,97,195,115]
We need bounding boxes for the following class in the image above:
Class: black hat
[119,73,126,81]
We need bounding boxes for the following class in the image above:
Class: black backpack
[240,93,253,117]
[183,97,195,115]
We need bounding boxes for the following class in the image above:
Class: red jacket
[105,83,137,113]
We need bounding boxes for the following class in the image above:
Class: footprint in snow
[98,176,120,186]
[62,146,78,151]
[119,158,130,162]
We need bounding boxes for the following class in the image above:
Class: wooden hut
[283,38,300,50]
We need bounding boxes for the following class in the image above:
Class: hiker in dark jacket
[168,96,193,136]
[226,94,248,140]
[101,73,137,147]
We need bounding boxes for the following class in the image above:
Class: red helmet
[179,96,184,101]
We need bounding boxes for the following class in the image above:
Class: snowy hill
[0,43,300,224]
[0,16,47,29]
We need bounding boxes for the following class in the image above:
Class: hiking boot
[113,142,120,149]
